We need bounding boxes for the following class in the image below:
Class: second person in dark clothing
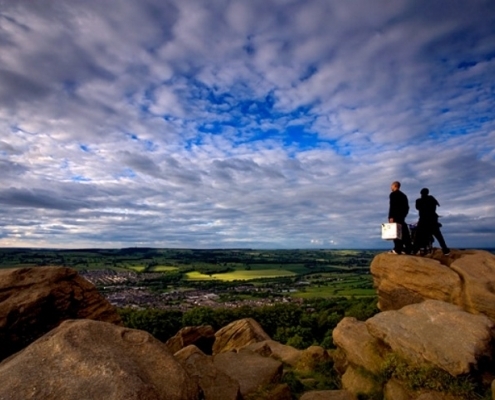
[413,188,450,256]
[388,181,412,254]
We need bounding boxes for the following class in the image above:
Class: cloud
[0,0,494,249]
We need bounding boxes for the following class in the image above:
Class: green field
[150,265,179,272]
[185,269,297,281]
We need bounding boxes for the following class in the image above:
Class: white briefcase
[381,223,402,240]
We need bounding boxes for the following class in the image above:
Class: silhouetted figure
[413,188,450,256]
[388,181,412,254]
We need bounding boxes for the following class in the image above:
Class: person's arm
[388,193,394,222]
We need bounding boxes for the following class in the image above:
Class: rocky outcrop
[365,300,494,376]
[244,339,302,366]
[213,349,283,397]
[165,325,215,355]
[212,318,271,354]
[371,249,495,320]
[0,319,199,400]
[333,317,385,374]
[334,249,495,399]
[295,345,331,373]
[333,300,494,398]
[0,266,121,361]
[299,390,356,400]
[174,345,241,400]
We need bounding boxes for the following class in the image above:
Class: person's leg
[431,224,450,254]
[412,223,426,254]
[401,223,412,254]
[392,238,403,253]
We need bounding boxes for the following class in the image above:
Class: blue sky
[1,0,494,249]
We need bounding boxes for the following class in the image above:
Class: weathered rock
[333,317,386,374]
[165,325,215,355]
[0,319,199,400]
[212,318,271,354]
[0,267,121,361]
[341,365,381,397]
[174,345,240,400]
[244,339,302,366]
[295,345,331,373]
[213,349,283,397]
[383,379,413,400]
[366,300,494,376]
[244,383,292,400]
[300,390,356,400]
[371,253,461,311]
[371,250,495,321]
[446,250,495,320]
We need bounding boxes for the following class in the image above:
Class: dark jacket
[416,195,440,221]
[389,190,409,222]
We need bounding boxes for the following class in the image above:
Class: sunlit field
[185,269,297,281]
[150,265,179,272]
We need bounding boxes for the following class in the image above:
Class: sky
[1,0,494,249]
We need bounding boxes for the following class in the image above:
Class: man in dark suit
[388,181,412,254]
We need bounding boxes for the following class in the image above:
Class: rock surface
[165,325,215,355]
[371,250,495,320]
[366,299,494,376]
[0,266,121,361]
[299,390,356,400]
[212,318,271,354]
[295,345,331,373]
[333,317,385,374]
[213,349,283,397]
[244,339,302,366]
[0,319,198,400]
[174,345,240,400]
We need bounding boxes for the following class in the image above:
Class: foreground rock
[213,349,283,397]
[300,390,356,400]
[244,339,302,366]
[165,325,215,355]
[174,345,241,400]
[366,300,494,376]
[213,318,271,354]
[0,267,121,361]
[371,249,495,320]
[0,319,199,400]
[333,300,494,398]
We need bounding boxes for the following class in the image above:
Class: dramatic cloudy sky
[1,0,494,249]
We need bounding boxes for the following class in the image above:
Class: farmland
[0,248,379,306]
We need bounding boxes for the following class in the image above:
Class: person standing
[413,188,450,256]
[388,181,412,254]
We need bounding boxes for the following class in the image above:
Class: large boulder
[165,325,215,355]
[295,345,331,373]
[213,349,283,397]
[300,391,356,400]
[212,318,271,354]
[370,252,461,311]
[365,300,494,376]
[371,250,495,320]
[333,317,385,374]
[0,319,199,400]
[244,339,302,366]
[174,345,241,400]
[341,365,381,397]
[0,267,121,361]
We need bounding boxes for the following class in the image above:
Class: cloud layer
[1,0,494,248]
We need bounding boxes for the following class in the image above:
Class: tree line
[118,296,378,349]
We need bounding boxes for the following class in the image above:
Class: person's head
[420,188,429,196]
[391,181,401,192]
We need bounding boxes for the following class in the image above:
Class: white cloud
[0,0,494,249]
